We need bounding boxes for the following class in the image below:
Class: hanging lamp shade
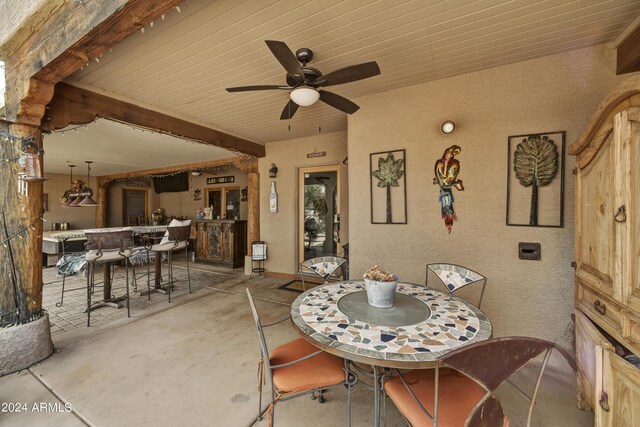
[80,161,99,208]
[79,195,99,206]
[62,197,76,207]
[69,197,83,207]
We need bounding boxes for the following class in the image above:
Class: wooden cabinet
[192,220,246,268]
[570,75,640,425]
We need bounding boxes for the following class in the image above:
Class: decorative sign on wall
[506,131,565,228]
[307,150,326,158]
[434,145,464,233]
[269,182,278,213]
[206,176,235,185]
[370,149,406,224]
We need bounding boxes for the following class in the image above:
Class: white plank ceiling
[66,0,640,144]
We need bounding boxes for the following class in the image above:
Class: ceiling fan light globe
[290,87,319,107]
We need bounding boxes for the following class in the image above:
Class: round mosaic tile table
[291,281,492,369]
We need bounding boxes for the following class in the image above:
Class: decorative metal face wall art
[506,131,565,227]
[370,149,407,224]
[434,145,464,233]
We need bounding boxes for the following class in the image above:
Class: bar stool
[85,229,135,327]
[149,224,191,303]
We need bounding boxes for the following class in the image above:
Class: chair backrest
[246,288,271,371]
[426,263,487,307]
[85,230,134,252]
[127,216,140,226]
[138,215,148,226]
[301,256,347,280]
[167,225,191,242]
[440,336,576,426]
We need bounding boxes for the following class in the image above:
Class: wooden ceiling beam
[616,16,640,75]
[42,83,265,157]
[100,156,254,181]
[4,0,184,125]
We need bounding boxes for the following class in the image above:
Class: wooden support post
[0,122,45,321]
[95,178,110,228]
[247,172,260,255]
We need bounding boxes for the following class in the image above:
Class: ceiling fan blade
[321,61,381,87]
[265,40,305,81]
[226,85,292,92]
[319,90,360,114]
[280,99,300,120]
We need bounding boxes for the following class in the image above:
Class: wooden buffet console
[570,75,640,425]
[191,220,247,268]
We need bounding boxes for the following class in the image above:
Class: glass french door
[298,165,340,265]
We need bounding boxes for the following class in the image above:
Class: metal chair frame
[426,262,487,308]
[55,236,108,307]
[299,256,347,291]
[383,336,576,427]
[150,225,192,303]
[85,230,136,327]
[246,288,357,426]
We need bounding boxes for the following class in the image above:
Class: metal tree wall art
[370,149,407,224]
[506,131,565,228]
[514,136,558,225]
[433,145,464,233]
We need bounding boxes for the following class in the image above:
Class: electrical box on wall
[519,242,541,261]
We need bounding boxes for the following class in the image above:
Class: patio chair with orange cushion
[383,336,576,427]
[246,288,357,426]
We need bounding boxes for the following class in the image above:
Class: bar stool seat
[150,241,187,252]
[86,249,132,262]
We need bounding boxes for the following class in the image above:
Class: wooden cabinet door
[599,348,640,427]
[619,108,640,313]
[576,309,614,412]
[206,222,224,260]
[576,130,619,299]
[196,223,206,259]
[223,224,232,261]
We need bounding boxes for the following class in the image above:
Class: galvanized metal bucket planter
[364,278,398,308]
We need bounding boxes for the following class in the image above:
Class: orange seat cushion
[269,338,345,393]
[385,369,508,427]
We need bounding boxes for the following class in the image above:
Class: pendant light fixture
[78,161,99,207]
[62,164,77,207]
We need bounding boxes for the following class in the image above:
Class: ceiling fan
[226,40,381,120]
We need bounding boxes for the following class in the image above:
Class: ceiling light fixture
[61,164,77,207]
[78,161,99,206]
[289,87,320,107]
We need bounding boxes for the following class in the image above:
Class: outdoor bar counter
[191,220,247,268]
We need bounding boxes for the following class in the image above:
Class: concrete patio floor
[0,267,593,426]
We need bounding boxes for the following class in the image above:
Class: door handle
[594,300,607,316]
[599,391,610,412]
[614,205,627,223]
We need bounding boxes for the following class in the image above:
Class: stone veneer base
[0,313,54,376]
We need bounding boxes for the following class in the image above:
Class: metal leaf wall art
[513,136,558,226]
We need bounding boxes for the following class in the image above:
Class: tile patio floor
[1,263,593,427]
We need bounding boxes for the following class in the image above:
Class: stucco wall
[43,173,98,230]
[348,44,629,341]
[258,131,348,275]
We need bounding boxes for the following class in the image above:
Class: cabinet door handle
[614,205,627,223]
[594,300,607,315]
[599,392,610,412]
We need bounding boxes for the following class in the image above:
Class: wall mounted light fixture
[441,120,456,135]
[269,163,278,178]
